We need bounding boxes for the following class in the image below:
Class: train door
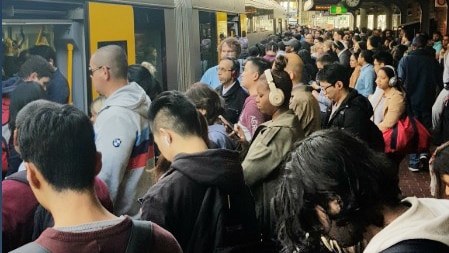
[87,2,135,100]
[2,19,87,111]
[133,7,167,91]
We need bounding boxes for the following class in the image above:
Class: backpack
[186,186,262,253]
[2,136,9,175]
[2,77,18,175]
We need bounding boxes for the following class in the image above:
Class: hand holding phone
[218,115,240,139]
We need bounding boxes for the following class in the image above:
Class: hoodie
[94,82,153,218]
[364,197,449,253]
[140,149,252,251]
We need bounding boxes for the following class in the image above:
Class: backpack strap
[9,242,50,253]
[125,219,153,253]
[5,170,29,185]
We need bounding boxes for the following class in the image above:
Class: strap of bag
[125,219,153,253]
[5,170,29,185]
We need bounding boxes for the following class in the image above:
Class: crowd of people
[2,25,449,253]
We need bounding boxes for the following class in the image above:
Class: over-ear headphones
[264,69,285,107]
[384,65,397,87]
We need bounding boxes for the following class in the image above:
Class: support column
[373,14,378,29]
[418,0,430,34]
[360,8,368,29]
[174,0,194,91]
[385,7,393,30]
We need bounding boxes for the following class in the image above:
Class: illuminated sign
[316,5,331,11]
[330,5,347,14]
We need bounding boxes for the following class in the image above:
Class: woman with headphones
[372,65,406,169]
[237,55,304,249]
[372,65,406,132]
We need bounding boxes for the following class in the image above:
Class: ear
[252,72,260,82]
[29,72,38,81]
[158,128,172,145]
[335,81,344,90]
[13,129,20,154]
[288,71,295,81]
[94,152,102,176]
[198,108,207,116]
[49,58,55,66]
[25,162,42,190]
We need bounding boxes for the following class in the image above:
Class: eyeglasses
[89,66,109,76]
[321,84,335,92]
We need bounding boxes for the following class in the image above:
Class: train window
[199,11,218,75]
[2,24,55,78]
[133,7,166,91]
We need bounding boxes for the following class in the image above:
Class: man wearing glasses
[319,63,384,152]
[215,57,248,124]
[89,45,153,218]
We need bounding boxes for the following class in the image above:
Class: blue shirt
[355,63,375,97]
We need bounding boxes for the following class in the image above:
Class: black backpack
[186,186,262,253]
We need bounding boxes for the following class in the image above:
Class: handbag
[382,86,431,154]
[383,115,430,154]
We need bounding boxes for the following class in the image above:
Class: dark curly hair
[273,129,401,252]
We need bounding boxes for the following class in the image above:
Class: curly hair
[273,129,401,252]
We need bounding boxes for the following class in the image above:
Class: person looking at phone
[185,82,235,150]
[239,55,305,250]
[235,57,271,141]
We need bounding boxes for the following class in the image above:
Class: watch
[344,0,361,8]
[304,0,314,11]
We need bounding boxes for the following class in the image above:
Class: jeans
[408,108,432,169]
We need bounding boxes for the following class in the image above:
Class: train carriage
[2,0,284,112]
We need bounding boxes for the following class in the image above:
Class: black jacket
[140,149,257,253]
[325,89,384,151]
[216,80,248,124]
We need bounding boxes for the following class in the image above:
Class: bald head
[284,53,304,84]
[91,45,128,80]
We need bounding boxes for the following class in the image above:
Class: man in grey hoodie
[90,45,153,218]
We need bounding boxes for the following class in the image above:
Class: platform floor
[398,157,432,198]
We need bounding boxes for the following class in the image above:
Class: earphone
[164,136,170,146]
[264,69,285,107]
[383,65,398,87]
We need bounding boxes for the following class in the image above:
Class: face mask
[263,54,276,62]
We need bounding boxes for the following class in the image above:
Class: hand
[311,81,320,90]
[231,124,246,142]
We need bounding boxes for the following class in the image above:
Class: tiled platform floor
[398,157,432,198]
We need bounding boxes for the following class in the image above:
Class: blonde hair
[90,95,106,115]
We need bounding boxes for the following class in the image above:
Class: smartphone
[218,115,240,139]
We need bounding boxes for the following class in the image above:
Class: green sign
[330,5,347,14]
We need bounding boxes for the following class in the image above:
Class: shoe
[418,155,429,171]
[408,167,420,172]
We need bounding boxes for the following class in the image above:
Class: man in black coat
[141,91,259,253]
[319,63,384,152]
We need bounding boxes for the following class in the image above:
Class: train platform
[399,158,432,198]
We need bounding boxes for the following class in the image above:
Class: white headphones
[264,69,285,107]
[164,136,170,146]
[383,65,398,87]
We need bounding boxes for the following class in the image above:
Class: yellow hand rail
[67,43,74,104]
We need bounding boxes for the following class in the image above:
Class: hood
[171,149,245,193]
[100,82,150,119]
[343,88,374,118]
[364,197,449,252]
